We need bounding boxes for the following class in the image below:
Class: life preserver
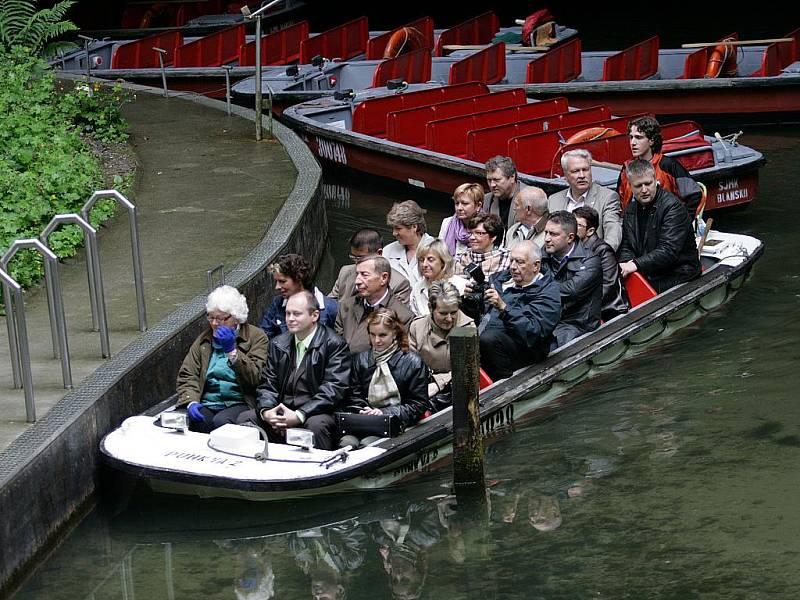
[521,9,555,47]
[382,27,426,59]
[564,127,621,146]
[705,38,738,78]
[139,2,170,28]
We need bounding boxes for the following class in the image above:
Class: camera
[462,262,488,319]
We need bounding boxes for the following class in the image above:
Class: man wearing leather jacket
[240,290,352,450]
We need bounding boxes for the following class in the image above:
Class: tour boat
[101,229,763,500]
[280,82,763,212]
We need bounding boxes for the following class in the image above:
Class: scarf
[368,341,401,408]
[443,216,471,256]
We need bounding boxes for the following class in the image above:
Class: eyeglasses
[469,230,489,237]
[207,313,232,323]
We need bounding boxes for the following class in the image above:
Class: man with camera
[469,240,561,381]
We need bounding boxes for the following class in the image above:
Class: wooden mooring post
[449,327,486,489]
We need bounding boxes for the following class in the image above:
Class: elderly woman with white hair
[409,238,467,317]
[177,285,269,433]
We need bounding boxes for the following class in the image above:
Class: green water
[13,127,800,600]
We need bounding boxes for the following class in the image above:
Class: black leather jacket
[542,241,603,335]
[583,234,629,319]
[618,187,702,284]
[256,325,351,418]
[349,349,429,428]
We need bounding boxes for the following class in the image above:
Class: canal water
[12,123,800,599]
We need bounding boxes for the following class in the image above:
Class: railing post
[0,268,36,422]
[153,47,169,97]
[222,65,232,116]
[41,213,111,358]
[242,0,282,141]
[206,263,225,293]
[82,190,148,332]
[450,327,486,488]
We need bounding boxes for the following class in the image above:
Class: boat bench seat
[112,31,183,69]
[464,105,611,164]
[428,97,570,158]
[526,37,582,84]
[366,17,435,59]
[386,89,526,147]
[602,35,659,81]
[448,42,507,85]
[237,20,309,67]
[299,16,369,64]
[351,82,488,137]
[371,48,432,88]
[434,11,499,56]
[173,23,245,67]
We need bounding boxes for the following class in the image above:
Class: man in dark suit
[242,290,351,450]
[548,149,623,251]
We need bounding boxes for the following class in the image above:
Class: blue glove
[187,402,205,422]
[213,325,237,353]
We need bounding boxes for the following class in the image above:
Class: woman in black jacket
[344,308,429,446]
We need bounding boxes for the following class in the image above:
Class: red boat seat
[752,27,800,76]
[681,33,738,79]
[465,105,611,163]
[625,272,658,308]
[479,368,493,390]
[526,37,582,84]
[173,23,245,67]
[448,42,507,85]
[371,48,432,88]
[352,83,488,138]
[386,88,526,147]
[603,36,659,81]
[299,16,369,63]
[366,17,434,59]
[238,20,309,66]
[430,97,570,158]
[112,31,183,69]
[435,11,499,57]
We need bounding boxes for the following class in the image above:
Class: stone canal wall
[0,81,325,594]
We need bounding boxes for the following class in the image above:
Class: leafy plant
[58,81,133,142]
[0,0,78,56]
[0,48,127,308]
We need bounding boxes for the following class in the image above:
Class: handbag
[335,412,404,438]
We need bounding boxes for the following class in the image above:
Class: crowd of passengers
[176,116,703,450]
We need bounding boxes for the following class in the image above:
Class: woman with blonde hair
[438,182,484,256]
[409,238,467,316]
[383,200,434,287]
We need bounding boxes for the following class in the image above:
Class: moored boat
[55,11,576,100]
[280,83,763,212]
[100,229,763,501]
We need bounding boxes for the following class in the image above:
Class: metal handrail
[206,263,225,293]
[0,268,36,422]
[1,239,72,389]
[82,190,148,332]
[40,213,111,358]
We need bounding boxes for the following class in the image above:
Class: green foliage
[0,0,78,55]
[58,81,133,142]
[0,47,125,301]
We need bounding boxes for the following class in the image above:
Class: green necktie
[295,338,306,368]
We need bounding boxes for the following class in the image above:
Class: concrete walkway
[0,92,295,451]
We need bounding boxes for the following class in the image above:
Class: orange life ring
[564,127,621,146]
[705,38,737,78]
[382,26,426,59]
[139,2,170,28]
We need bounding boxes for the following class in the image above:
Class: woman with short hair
[383,200,435,287]
[176,285,268,433]
[409,238,467,316]
[409,281,475,411]
[453,213,510,279]
[438,182,485,256]
[260,253,338,339]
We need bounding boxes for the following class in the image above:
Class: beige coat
[328,263,412,306]
[408,311,475,392]
[334,288,414,354]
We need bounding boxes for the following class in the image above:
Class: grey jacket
[548,183,623,251]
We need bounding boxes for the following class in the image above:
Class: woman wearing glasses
[176,285,268,433]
